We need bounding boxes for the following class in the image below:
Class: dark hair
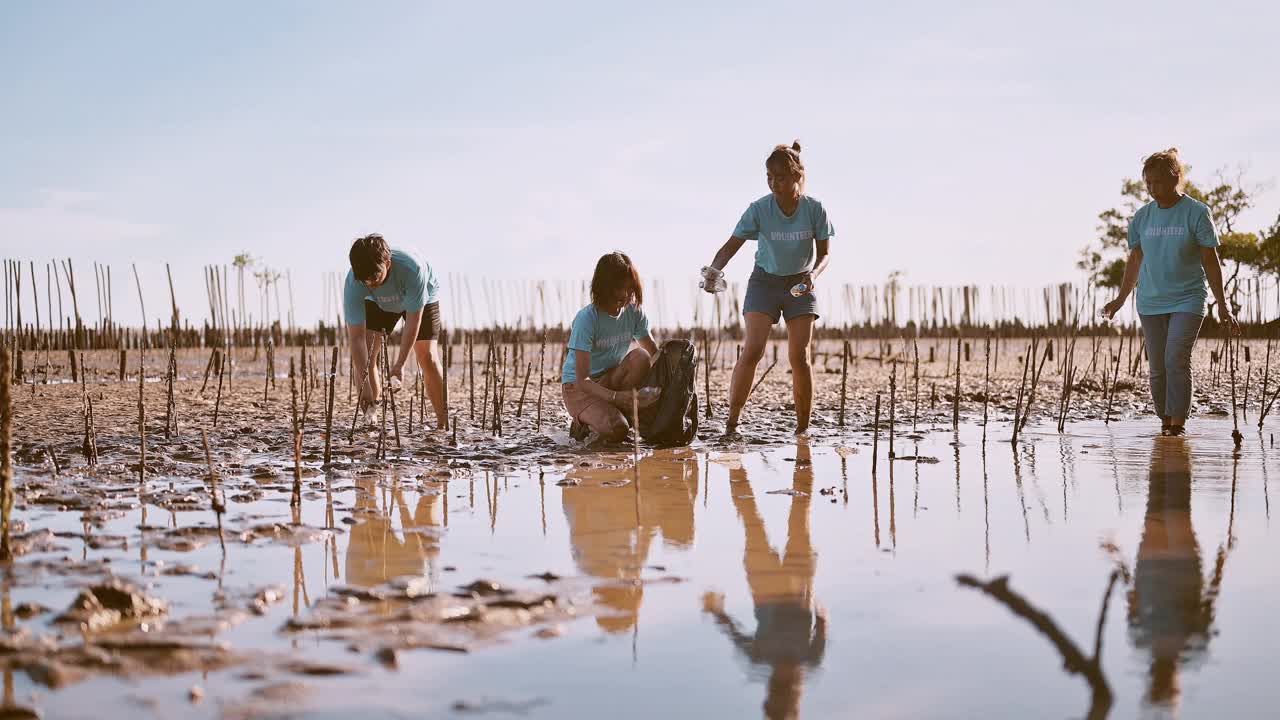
[349,234,392,282]
[590,252,643,308]
[1142,147,1186,191]
[766,140,805,179]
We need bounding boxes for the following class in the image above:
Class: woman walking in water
[703,141,834,435]
[1102,148,1239,435]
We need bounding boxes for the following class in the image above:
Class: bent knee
[788,348,812,369]
[739,344,767,366]
[626,347,653,366]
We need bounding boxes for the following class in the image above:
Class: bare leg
[365,332,384,405]
[413,339,449,430]
[726,312,774,432]
[785,315,815,434]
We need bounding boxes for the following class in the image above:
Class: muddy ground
[0,333,1267,717]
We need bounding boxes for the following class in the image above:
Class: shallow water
[4,418,1277,719]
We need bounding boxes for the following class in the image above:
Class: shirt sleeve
[424,261,440,304]
[342,271,367,326]
[397,253,427,310]
[631,305,651,340]
[567,308,595,353]
[811,199,834,241]
[1126,211,1140,251]
[1192,205,1219,247]
[732,202,760,240]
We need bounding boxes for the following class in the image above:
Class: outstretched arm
[1201,247,1240,334]
[709,236,747,274]
[1101,247,1143,318]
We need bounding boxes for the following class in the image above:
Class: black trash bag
[636,339,700,446]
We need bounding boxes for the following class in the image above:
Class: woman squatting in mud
[561,252,660,443]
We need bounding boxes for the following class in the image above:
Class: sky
[3,0,1279,329]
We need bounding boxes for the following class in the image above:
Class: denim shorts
[742,265,819,323]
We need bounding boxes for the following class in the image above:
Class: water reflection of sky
[10,421,1278,718]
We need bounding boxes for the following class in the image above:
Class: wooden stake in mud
[1012,339,1032,445]
[1258,335,1274,430]
[324,347,337,466]
[1230,333,1242,447]
[200,347,218,396]
[1,345,14,561]
[468,334,476,420]
[632,389,641,471]
[164,340,177,438]
[290,357,302,506]
[383,331,401,449]
[516,361,533,418]
[839,340,849,427]
[536,331,547,430]
[982,334,992,441]
[872,392,881,475]
[137,349,146,484]
[952,332,962,431]
[213,349,225,427]
[889,362,897,460]
[263,341,272,402]
[703,333,712,419]
[912,337,921,432]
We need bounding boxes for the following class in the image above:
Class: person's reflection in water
[1128,436,1223,713]
[562,450,699,633]
[346,476,444,588]
[703,439,825,720]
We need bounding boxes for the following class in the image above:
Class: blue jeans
[1139,312,1204,419]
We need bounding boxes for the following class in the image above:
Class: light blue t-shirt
[1128,197,1218,316]
[343,248,440,325]
[561,303,650,384]
[732,195,834,276]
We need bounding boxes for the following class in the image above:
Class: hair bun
[791,140,802,153]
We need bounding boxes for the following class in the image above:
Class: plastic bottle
[699,266,727,293]
[790,282,809,298]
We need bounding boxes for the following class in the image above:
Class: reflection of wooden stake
[201,429,226,552]
[872,393,881,475]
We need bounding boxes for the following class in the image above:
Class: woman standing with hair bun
[1102,148,1240,436]
[703,141,834,436]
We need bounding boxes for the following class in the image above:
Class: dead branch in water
[955,572,1116,720]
